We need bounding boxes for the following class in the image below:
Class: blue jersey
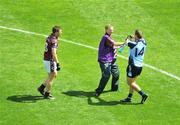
[127,38,147,67]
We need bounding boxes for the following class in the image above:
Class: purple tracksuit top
[98,33,117,63]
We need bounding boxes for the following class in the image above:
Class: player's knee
[102,73,110,80]
[51,72,57,77]
[113,72,119,79]
[127,78,133,85]
[128,82,133,86]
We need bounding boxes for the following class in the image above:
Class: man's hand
[126,35,134,41]
[128,35,133,39]
[57,63,61,71]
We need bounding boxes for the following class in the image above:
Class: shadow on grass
[7,95,44,103]
[88,97,142,106]
[62,90,141,106]
[88,97,120,106]
[62,90,111,98]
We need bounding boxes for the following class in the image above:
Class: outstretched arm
[105,36,125,48]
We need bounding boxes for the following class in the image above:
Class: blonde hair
[105,24,113,30]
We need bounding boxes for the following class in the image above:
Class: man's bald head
[105,24,114,35]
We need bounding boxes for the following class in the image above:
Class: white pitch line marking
[0,25,179,81]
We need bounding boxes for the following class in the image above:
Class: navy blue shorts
[126,64,142,78]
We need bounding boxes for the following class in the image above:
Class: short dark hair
[52,26,61,33]
[135,29,143,39]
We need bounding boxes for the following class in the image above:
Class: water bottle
[119,45,125,53]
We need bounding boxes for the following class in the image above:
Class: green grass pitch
[0,0,180,125]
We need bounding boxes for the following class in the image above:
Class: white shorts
[43,60,57,73]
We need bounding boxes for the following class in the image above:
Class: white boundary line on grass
[0,25,179,81]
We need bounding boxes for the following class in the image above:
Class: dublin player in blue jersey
[120,30,148,104]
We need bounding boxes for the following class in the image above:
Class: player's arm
[126,39,137,49]
[114,42,125,46]
[51,38,59,63]
[106,37,124,48]
[114,35,134,47]
[120,35,134,45]
[52,48,61,71]
[52,48,59,63]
